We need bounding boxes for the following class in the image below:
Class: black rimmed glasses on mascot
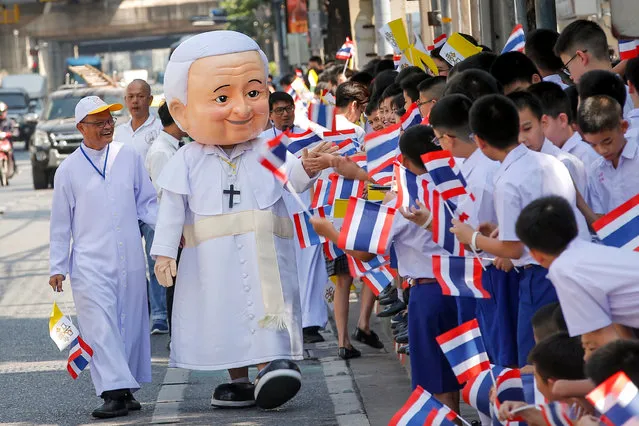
[82,117,117,128]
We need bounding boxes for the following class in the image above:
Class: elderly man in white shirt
[115,79,167,334]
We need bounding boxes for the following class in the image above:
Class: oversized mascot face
[169,50,270,145]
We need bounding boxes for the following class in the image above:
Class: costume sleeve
[49,169,74,277]
[286,151,317,193]
[150,190,186,259]
[134,152,159,228]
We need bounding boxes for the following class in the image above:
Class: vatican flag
[49,301,79,351]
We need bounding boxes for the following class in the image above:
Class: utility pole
[272,0,289,75]
[373,0,393,56]
[535,0,557,29]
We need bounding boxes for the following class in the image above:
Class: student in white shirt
[515,196,639,350]
[578,95,639,218]
[624,58,639,135]
[113,79,163,159]
[333,81,368,147]
[490,51,542,95]
[451,94,588,366]
[525,29,570,90]
[311,125,462,413]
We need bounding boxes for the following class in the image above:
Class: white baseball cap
[74,96,123,125]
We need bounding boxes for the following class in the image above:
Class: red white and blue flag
[67,336,93,379]
[427,187,466,256]
[587,371,639,426]
[592,193,639,251]
[259,133,289,183]
[502,24,526,53]
[432,255,489,298]
[350,152,368,170]
[328,173,365,205]
[540,402,576,426]
[286,86,300,103]
[346,254,390,277]
[310,178,332,209]
[436,318,490,384]
[619,40,639,61]
[365,123,401,185]
[323,129,360,155]
[421,150,469,201]
[463,365,508,417]
[323,241,345,260]
[336,37,355,60]
[496,368,525,406]
[389,386,447,426]
[283,129,323,158]
[428,34,448,52]
[308,101,336,131]
[338,197,396,255]
[362,264,397,296]
[400,102,423,131]
[293,206,331,249]
[425,406,458,426]
[394,163,429,209]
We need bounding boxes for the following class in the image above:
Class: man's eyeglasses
[82,117,117,128]
[417,98,436,108]
[562,49,587,76]
[272,105,295,115]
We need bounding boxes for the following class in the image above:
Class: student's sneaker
[390,311,407,327]
[151,320,169,335]
[397,344,409,355]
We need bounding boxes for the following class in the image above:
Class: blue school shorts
[517,265,558,366]
[456,297,477,325]
[389,244,398,269]
[476,266,519,367]
[408,282,461,394]
[521,372,536,404]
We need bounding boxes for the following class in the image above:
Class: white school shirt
[625,108,639,139]
[547,238,639,336]
[540,139,588,198]
[113,115,163,160]
[561,131,599,170]
[493,144,589,267]
[624,86,634,118]
[542,74,569,89]
[458,148,500,228]
[145,131,181,196]
[587,135,639,214]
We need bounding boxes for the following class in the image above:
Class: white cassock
[151,139,316,370]
[260,127,329,330]
[49,142,157,396]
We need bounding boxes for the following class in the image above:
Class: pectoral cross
[223,184,241,208]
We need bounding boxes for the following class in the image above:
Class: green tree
[220,0,273,49]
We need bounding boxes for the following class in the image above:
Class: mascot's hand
[155,256,177,287]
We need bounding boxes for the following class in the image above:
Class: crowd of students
[268,18,639,425]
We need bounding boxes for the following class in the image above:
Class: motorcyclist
[0,101,17,176]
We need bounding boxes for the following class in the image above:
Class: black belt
[409,277,438,286]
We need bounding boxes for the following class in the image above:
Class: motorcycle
[0,131,16,186]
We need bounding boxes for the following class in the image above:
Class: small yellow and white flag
[439,32,482,66]
[49,301,79,351]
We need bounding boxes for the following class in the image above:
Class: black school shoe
[211,383,256,408]
[124,391,141,411]
[303,326,325,344]
[338,345,362,360]
[353,328,384,349]
[377,300,406,318]
[92,390,129,419]
[254,360,302,409]
[378,284,395,299]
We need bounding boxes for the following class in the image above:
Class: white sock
[231,377,250,384]
[397,287,404,303]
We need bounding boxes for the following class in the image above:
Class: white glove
[155,256,177,288]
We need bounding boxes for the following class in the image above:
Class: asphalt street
[0,144,416,426]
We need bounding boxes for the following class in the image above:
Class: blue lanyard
[80,143,109,179]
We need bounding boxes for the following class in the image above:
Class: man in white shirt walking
[115,79,167,334]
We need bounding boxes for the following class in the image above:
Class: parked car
[0,74,48,144]
[0,87,38,144]
[29,86,127,189]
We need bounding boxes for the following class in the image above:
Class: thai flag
[336,37,354,60]
[323,241,345,260]
[259,133,289,183]
[428,34,448,52]
[346,254,389,277]
[310,178,332,209]
[338,197,396,255]
[328,173,365,205]
[308,101,336,130]
[284,129,323,158]
[400,102,422,131]
[350,153,367,171]
[587,371,639,426]
[540,402,576,426]
[293,206,331,249]
[592,193,639,251]
[432,255,489,298]
[421,150,469,201]
[320,89,336,105]
[286,86,300,103]
[365,123,401,185]
[436,318,490,384]
[362,264,397,296]
[425,407,458,426]
[496,368,525,405]
[389,386,446,426]
[619,40,639,61]
[393,54,402,68]
[67,336,93,379]
[463,366,502,417]
[394,163,429,209]
[502,24,525,53]
[427,187,466,256]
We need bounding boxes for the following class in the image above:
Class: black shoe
[390,311,407,325]
[398,344,410,355]
[92,391,128,419]
[124,391,141,411]
[303,327,325,344]
[391,317,408,330]
[395,331,409,344]
[338,345,362,360]
[211,382,256,408]
[254,359,302,409]
[378,284,395,299]
[352,328,384,349]
[377,300,406,317]
[378,292,398,306]
[392,323,408,336]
